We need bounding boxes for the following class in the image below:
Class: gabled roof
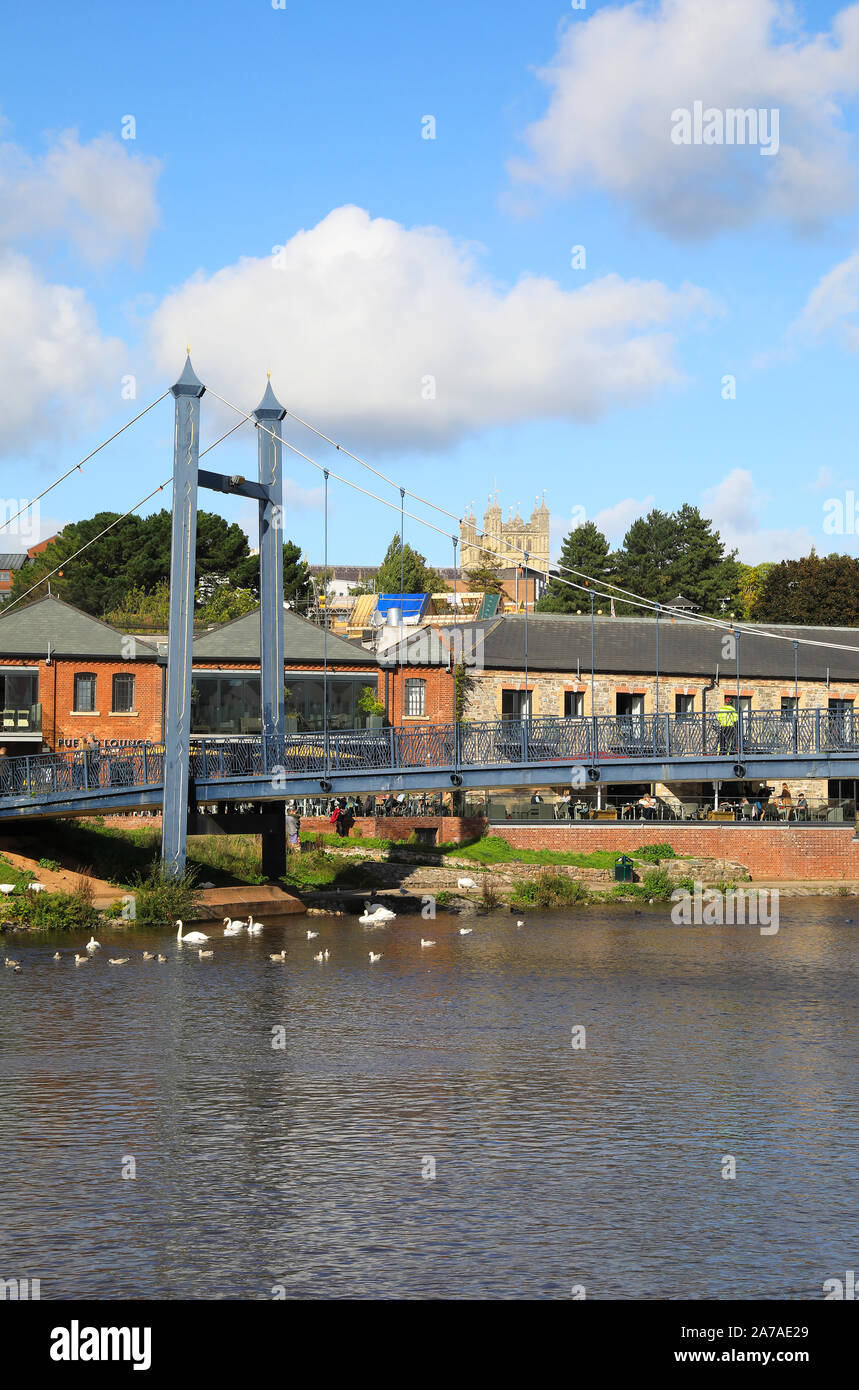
[378,621,496,668]
[192,606,373,664]
[0,595,160,659]
[0,553,27,570]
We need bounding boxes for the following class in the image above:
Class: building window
[725,694,751,714]
[0,571,10,583]
[501,689,531,720]
[675,694,694,715]
[564,690,584,718]
[74,673,97,713]
[112,673,135,713]
[405,678,426,718]
[781,696,798,718]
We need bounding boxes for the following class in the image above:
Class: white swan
[85,936,100,951]
[313,951,325,962]
[306,930,319,940]
[369,951,383,963]
[420,939,436,948]
[457,877,477,890]
[458,928,473,935]
[176,919,209,945]
[246,916,263,935]
[223,917,244,934]
[516,920,524,927]
[366,901,396,920]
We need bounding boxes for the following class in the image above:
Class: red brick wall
[488,823,859,880]
[301,815,484,844]
[0,657,162,751]
[381,664,455,726]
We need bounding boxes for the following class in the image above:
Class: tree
[375,534,445,594]
[736,562,774,620]
[466,560,504,595]
[609,506,739,616]
[536,521,610,613]
[283,540,312,607]
[195,586,258,626]
[750,553,859,625]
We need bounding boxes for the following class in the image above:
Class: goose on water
[176,920,209,945]
[156,954,167,963]
[52,951,61,960]
[142,952,155,961]
[108,958,130,966]
[74,954,88,965]
[223,918,244,935]
[269,950,287,962]
[420,939,436,948]
[4,957,20,968]
[198,949,214,960]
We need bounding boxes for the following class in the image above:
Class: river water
[1,901,857,1300]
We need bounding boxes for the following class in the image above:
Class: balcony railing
[0,703,41,737]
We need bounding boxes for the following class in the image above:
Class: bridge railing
[1,710,858,803]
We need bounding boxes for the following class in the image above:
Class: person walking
[716,698,738,755]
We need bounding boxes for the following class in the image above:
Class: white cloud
[0,251,124,454]
[148,205,712,453]
[592,495,655,542]
[510,0,859,238]
[788,246,859,349]
[0,127,160,266]
[701,467,813,561]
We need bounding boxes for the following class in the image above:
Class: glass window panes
[74,673,97,712]
[501,689,531,720]
[112,673,135,712]
[190,672,370,734]
[675,694,694,714]
[405,678,426,717]
[564,690,584,717]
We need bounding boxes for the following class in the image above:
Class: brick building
[0,595,162,753]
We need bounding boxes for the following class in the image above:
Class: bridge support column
[254,378,287,764]
[161,356,205,879]
[260,805,287,880]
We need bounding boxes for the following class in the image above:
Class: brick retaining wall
[488,823,859,881]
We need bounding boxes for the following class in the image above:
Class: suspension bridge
[2,357,859,876]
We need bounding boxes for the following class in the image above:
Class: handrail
[1,710,858,802]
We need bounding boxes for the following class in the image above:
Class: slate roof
[192,607,373,664]
[0,554,27,570]
[479,615,859,681]
[0,595,160,659]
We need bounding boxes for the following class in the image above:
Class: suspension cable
[0,391,170,535]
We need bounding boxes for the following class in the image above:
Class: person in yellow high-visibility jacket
[716,698,738,755]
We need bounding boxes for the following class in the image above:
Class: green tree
[736,562,774,620]
[536,520,610,613]
[750,553,859,625]
[375,534,445,594]
[466,560,504,595]
[195,585,258,626]
[283,540,312,607]
[609,506,739,616]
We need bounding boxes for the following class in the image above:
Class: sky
[2,0,859,572]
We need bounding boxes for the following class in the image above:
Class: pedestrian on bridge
[716,698,738,755]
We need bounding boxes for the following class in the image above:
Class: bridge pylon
[160,361,287,880]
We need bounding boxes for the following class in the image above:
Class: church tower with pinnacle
[460,489,550,577]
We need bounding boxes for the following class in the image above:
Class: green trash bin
[614,854,635,883]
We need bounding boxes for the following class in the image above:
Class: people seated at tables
[637,794,658,819]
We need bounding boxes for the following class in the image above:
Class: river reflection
[1,901,857,1299]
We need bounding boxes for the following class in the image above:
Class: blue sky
[2,0,859,571]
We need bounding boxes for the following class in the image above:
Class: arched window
[74,673,97,713]
[405,678,426,718]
